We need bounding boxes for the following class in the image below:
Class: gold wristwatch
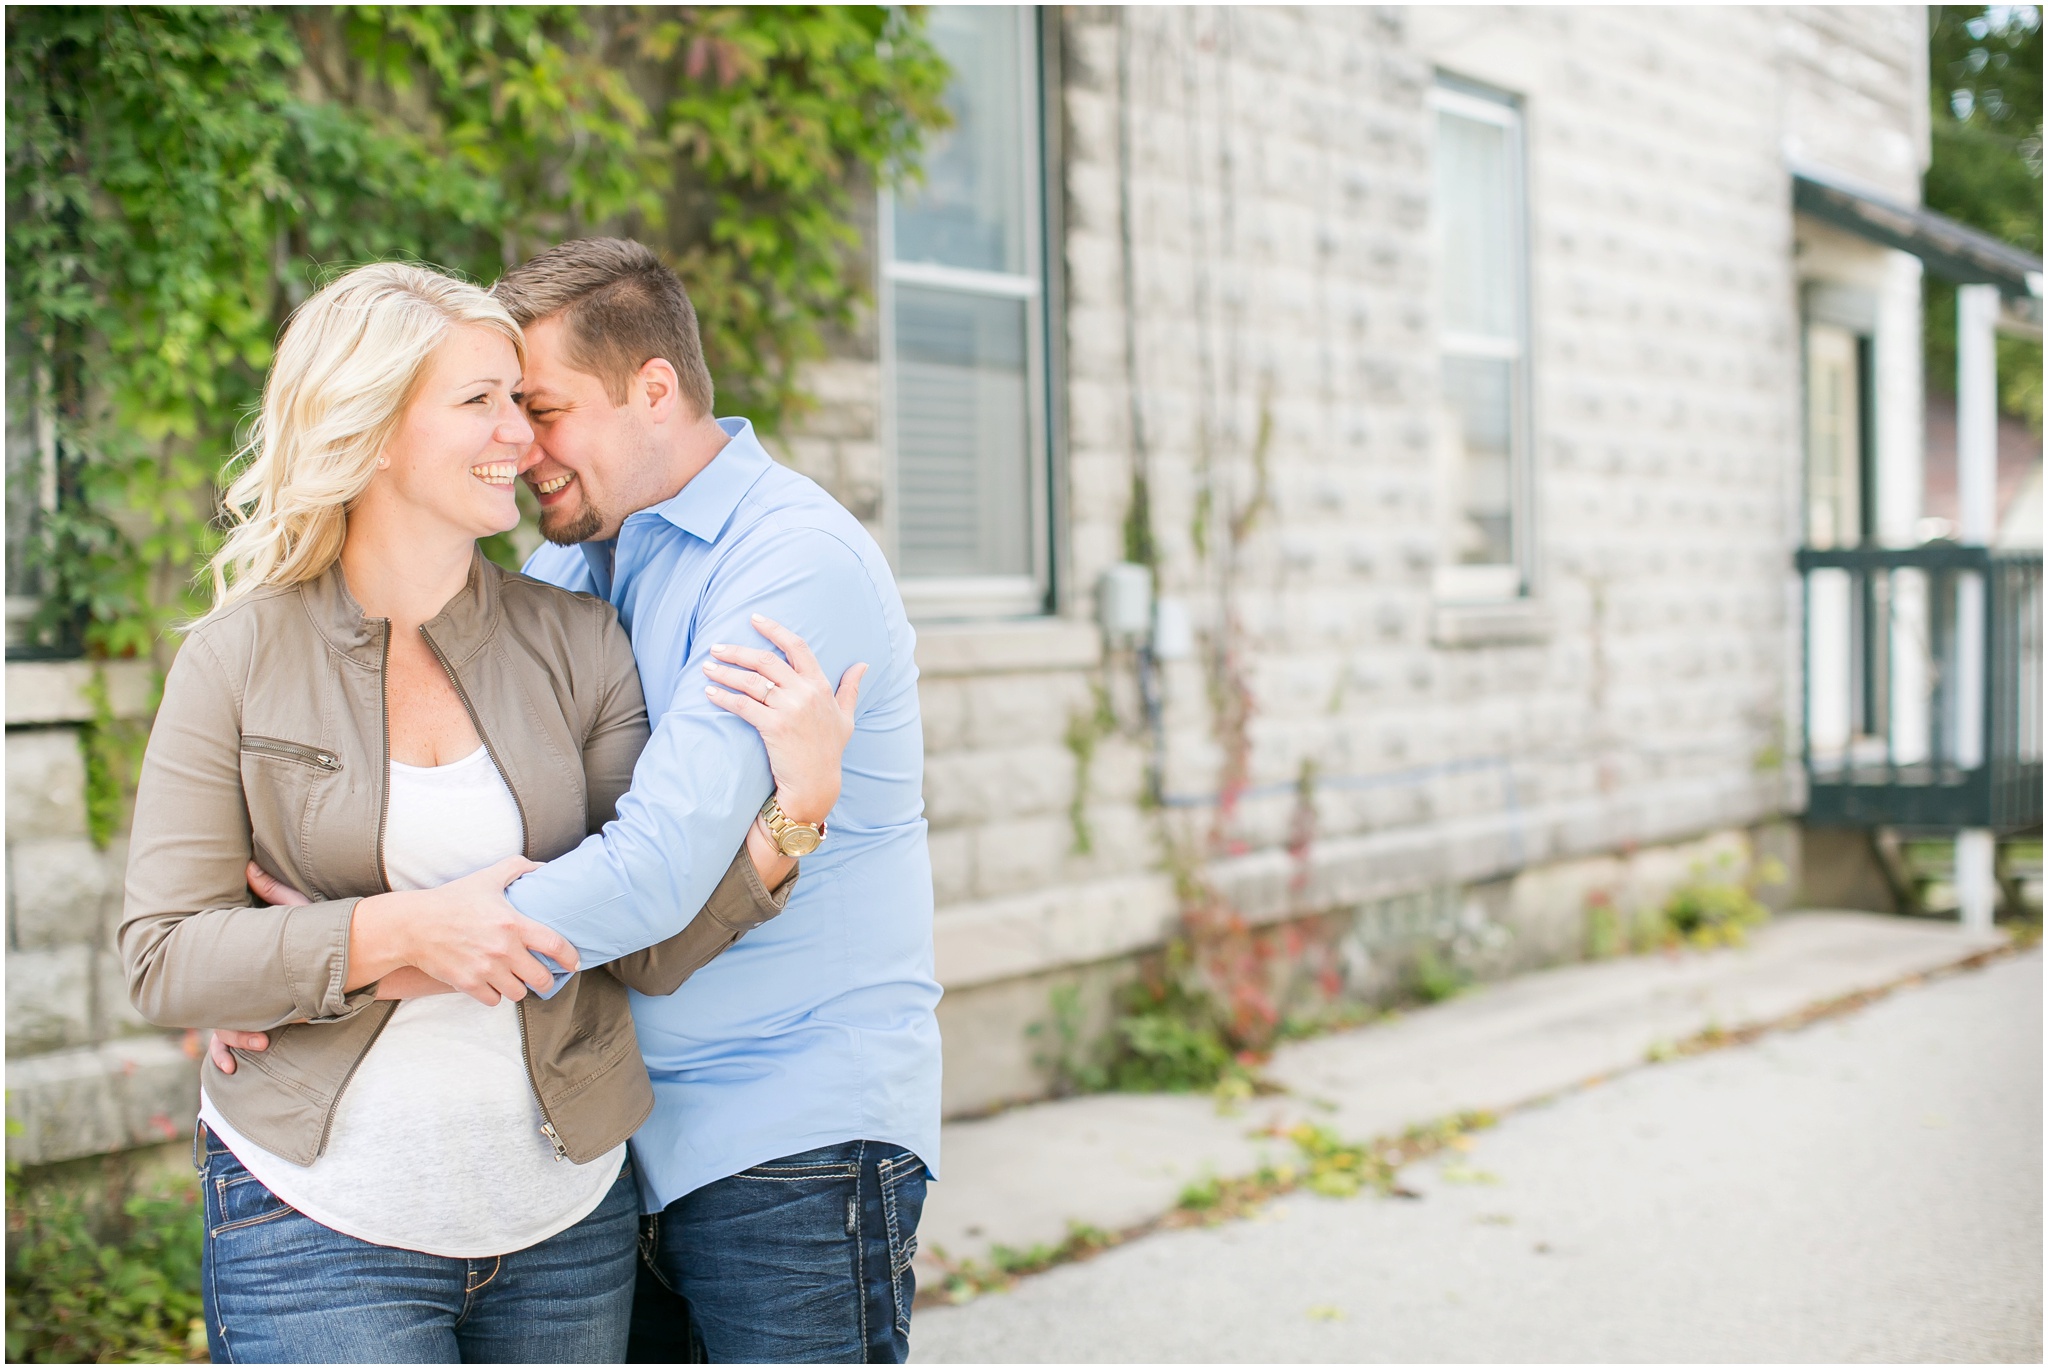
[759,793,825,857]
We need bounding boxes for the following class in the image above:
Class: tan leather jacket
[120,552,791,1166]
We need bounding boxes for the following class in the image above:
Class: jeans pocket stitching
[879,1160,919,1336]
[209,1201,297,1237]
[209,1174,297,1236]
[738,1162,860,1182]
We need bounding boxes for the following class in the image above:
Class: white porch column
[1954,283,1999,934]
[1879,254,1932,764]
[1956,284,2000,544]
[1956,828,1998,937]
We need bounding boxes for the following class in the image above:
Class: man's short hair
[492,237,715,416]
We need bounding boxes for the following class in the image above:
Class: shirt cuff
[534,954,573,1000]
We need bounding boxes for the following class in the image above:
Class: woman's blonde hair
[200,261,524,619]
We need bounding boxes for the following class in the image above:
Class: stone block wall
[6,663,198,1165]
[773,7,1924,1116]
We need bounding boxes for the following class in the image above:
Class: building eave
[1792,166,2043,297]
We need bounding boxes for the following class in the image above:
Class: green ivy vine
[5,4,950,664]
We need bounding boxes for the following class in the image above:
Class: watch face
[779,826,822,857]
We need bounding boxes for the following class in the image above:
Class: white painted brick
[922,745,1074,829]
[95,947,155,1039]
[9,837,111,949]
[6,728,88,842]
[5,1035,199,1165]
[963,674,1097,746]
[926,823,975,908]
[970,816,1075,900]
[8,945,94,1053]
[915,677,972,755]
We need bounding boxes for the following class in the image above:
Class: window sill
[914,617,1101,679]
[6,659,156,726]
[900,575,1045,622]
[1431,598,1552,648]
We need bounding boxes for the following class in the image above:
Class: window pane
[895,286,1032,578]
[1440,356,1515,567]
[892,7,1026,274]
[1805,325,1862,549]
[1436,110,1517,339]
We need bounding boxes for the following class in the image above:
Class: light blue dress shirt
[511,418,941,1212]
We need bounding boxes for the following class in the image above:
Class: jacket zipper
[240,736,342,771]
[520,1008,570,1162]
[315,622,398,1159]
[314,1003,395,1156]
[418,624,568,1161]
[417,625,533,859]
[374,620,393,891]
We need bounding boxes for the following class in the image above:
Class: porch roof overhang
[1792,166,2043,298]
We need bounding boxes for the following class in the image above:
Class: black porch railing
[1796,545,2042,832]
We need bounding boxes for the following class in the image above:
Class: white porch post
[1956,285,2000,545]
[1954,283,1999,934]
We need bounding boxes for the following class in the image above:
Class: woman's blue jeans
[196,1124,638,1363]
[630,1139,929,1364]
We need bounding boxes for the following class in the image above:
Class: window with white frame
[883,5,1049,618]
[1431,77,1531,602]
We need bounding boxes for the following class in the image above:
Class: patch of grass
[1169,1110,1498,1226]
[1659,857,1775,948]
[1037,965,1253,1098]
[1108,986,1237,1091]
[1406,945,1471,1004]
[1589,853,1784,958]
[917,1107,1497,1308]
[930,1220,1120,1303]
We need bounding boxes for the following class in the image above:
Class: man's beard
[538,496,607,546]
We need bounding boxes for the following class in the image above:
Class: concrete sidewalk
[917,910,2009,1283]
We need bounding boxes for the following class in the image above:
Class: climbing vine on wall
[5,4,949,663]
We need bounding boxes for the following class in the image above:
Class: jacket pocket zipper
[241,736,342,772]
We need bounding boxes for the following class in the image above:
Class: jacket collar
[297,547,501,668]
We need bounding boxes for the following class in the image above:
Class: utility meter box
[1097,562,1153,643]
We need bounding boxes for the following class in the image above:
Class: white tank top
[200,745,625,1258]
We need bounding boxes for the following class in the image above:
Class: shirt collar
[639,417,773,544]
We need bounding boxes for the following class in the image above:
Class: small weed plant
[925,1110,1497,1305]
[930,1221,1118,1303]
[1034,952,1254,1097]
[5,1150,206,1363]
[1585,852,1786,957]
[1106,977,1237,1092]
[1659,856,1777,947]
[1405,945,1471,1004]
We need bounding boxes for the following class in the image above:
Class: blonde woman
[119,262,862,1363]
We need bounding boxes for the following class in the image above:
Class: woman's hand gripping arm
[703,612,866,887]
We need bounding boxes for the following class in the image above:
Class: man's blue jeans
[197,1124,638,1363]
[630,1140,929,1363]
